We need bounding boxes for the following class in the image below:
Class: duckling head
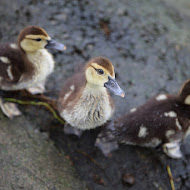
[85,57,125,97]
[18,25,66,52]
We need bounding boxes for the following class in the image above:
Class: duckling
[58,57,125,135]
[0,25,66,118]
[96,80,190,159]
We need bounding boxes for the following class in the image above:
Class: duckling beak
[104,76,125,97]
[45,40,66,51]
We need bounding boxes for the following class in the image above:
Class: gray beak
[45,40,66,51]
[104,76,125,97]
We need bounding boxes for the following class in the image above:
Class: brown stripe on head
[87,57,115,77]
[17,26,49,44]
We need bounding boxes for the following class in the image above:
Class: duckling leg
[95,121,119,156]
[95,134,119,156]
[163,142,182,159]
[64,123,83,137]
[27,84,45,95]
[0,91,22,118]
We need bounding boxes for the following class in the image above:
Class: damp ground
[1,0,190,189]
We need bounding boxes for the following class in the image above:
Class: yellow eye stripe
[25,34,51,40]
[91,63,115,78]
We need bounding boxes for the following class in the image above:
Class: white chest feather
[26,49,54,84]
[61,85,114,130]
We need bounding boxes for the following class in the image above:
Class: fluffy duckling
[58,57,125,135]
[96,80,190,159]
[0,25,66,118]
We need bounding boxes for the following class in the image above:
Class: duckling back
[0,43,28,86]
[96,80,190,158]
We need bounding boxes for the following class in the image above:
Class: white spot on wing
[130,108,137,113]
[63,85,75,102]
[156,94,167,101]
[63,91,72,102]
[121,140,136,145]
[166,130,175,139]
[184,95,190,105]
[175,118,182,130]
[138,125,149,138]
[7,66,14,80]
[164,111,177,118]
[143,138,161,147]
[70,85,75,91]
[10,43,18,49]
[0,56,10,64]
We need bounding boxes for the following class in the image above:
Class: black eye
[96,69,104,75]
[35,38,42,41]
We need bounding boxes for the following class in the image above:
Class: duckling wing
[0,43,26,84]
[58,72,86,110]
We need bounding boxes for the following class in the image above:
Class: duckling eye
[96,69,104,75]
[35,38,42,42]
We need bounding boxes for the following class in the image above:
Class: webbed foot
[27,84,46,94]
[95,134,119,156]
[95,121,119,156]
[0,97,22,118]
[163,142,182,159]
[64,123,83,137]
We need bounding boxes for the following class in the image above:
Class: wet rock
[0,114,86,190]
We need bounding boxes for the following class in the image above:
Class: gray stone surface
[0,113,86,190]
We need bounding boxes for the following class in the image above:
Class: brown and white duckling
[0,25,66,118]
[58,57,125,135]
[96,80,190,159]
